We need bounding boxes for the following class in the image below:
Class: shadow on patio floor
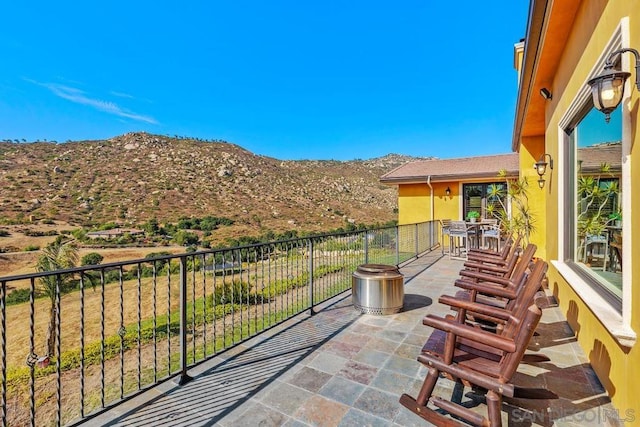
[87,252,620,427]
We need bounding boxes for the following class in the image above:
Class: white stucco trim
[551,260,636,347]
[554,17,635,348]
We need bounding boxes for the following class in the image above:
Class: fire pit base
[352,264,404,315]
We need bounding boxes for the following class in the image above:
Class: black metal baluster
[80,273,86,418]
[152,262,157,383]
[28,277,35,427]
[221,251,227,350]
[232,249,237,343]
[220,252,228,349]
[267,246,272,328]
[238,249,243,341]
[237,249,242,342]
[191,255,196,364]
[1,280,7,427]
[245,249,249,337]
[201,254,207,358]
[167,260,171,375]
[137,264,142,390]
[308,240,314,314]
[296,241,301,313]
[100,271,105,409]
[212,252,218,355]
[55,274,61,427]
[253,247,258,336]
[286,242,291,317]
[119,266,124,400]
[177,256,192,385]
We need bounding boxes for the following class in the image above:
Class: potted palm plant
[486,171,536,245]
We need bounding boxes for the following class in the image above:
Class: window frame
[553,17,635,347]
[461,182,507,220]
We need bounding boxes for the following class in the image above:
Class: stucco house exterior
[512,0,639,418]
[382,0,639,419]
[380,153,519,225]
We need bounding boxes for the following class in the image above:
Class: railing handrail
[0,220,440,426]
[0,223,424,283]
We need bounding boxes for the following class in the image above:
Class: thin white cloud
[110,90,135,99]
[26,79,157,124]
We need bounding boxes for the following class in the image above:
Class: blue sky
[0,1,529,160]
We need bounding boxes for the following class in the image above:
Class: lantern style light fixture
[588,47,640,123]
[445,186,451,196]
[534,153,553,189]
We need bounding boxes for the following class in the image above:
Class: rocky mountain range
[0,132,432,234]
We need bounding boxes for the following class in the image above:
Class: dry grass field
[0,222,185,281]
[2,249,353,426]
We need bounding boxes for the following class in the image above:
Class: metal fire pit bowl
[352,264,404,315]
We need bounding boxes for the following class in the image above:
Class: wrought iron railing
[0,221,439,426]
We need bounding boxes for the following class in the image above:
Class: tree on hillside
[173,230,199,246]
[36,236,79,357]
[142,218,160,235]
[81,252,104,266]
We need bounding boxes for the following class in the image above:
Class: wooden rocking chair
[400,260,551,427]
[462,235,522,278]
[454,244,537,313]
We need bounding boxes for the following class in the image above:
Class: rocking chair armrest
[423,314,516,353]
[458,270,512,286]
[468,247,502,256]
[438,295,511,321]
[454,279,517,299]
[416,353,515,397]
[466,254,508,266]
[462,260,508,273]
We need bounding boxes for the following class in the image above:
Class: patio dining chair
[440,219,452,255]
[448,221,470,259]
[609,231,622,272]
[481,219,501,252]
[583,233,608,270]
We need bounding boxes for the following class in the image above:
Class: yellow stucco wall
[537,0,639,420]
[434,182,460,222]
[397,183,430,225]
[518,136,548,260]
[397,182,462,225]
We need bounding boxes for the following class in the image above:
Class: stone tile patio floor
[87,253,619,426]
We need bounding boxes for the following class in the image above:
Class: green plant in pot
[608,211,622,227]
[466,210,480,223]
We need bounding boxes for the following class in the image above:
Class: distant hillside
[0,132,432,235]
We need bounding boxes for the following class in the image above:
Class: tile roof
[380,153,519,184]
[577,142,622,173]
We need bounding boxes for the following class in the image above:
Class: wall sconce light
[445,187,451,196]
[588,47,640,123]
[534,153,553,189]
[540,87,552,100]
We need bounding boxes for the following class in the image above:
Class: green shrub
[23,230,58,237]
[0,230,10,237]
[23,245,40,252]
[6,288,33,306]
[207,279,255,306]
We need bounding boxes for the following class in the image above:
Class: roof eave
[512,0,549,152]
[380,170,519,185]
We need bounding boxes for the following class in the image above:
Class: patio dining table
[464,219,495,249]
